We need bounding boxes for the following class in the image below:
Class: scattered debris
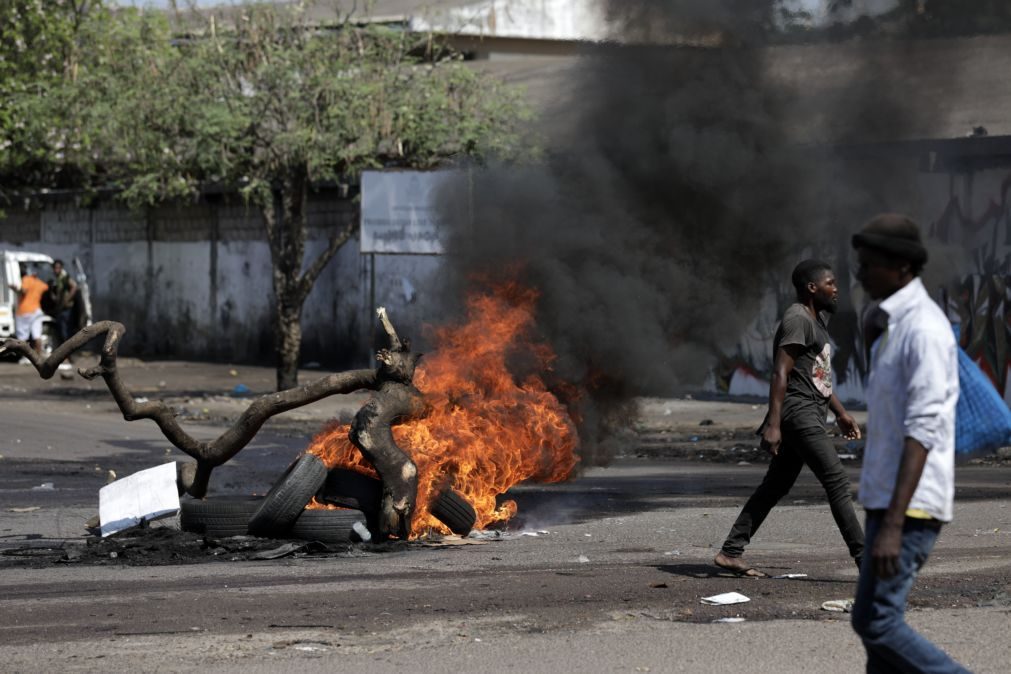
[232,384,251,396]
[417,535,489,547]
[577,554,590,563]
[270,639,332,653]
[699,419,714,426]
[821,599,854,613]
[712,617,746,623]
[352,521,372,542]
[9,506,41,513]
[663,549,681,556]
[30,482,55,491]
[250,542,330,560]
[650,582,668,589]
[838,454,857,461]
[518,530,550,537]
[701,592,750,606]
[773,573,808,579]
[134,397,149,404]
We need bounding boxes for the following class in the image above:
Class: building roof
[767,32,1011,145]
[471,32,1011,148]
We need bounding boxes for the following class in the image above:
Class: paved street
[1,359,1010,673]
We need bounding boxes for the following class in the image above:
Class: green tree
[0,0,107,206]
[6,2,532,389]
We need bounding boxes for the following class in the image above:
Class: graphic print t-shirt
[772,303,833,430]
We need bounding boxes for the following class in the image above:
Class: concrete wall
[411,0,609,42]
[0,194,440,370]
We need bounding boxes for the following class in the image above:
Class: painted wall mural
[718,168,1011,404]
[935,172,1011,399]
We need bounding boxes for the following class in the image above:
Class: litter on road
[821,599,855,612]
[701,591,750,606]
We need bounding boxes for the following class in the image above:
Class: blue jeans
[851,512,971,673]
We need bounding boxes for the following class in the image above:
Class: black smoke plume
[430,0,970,461]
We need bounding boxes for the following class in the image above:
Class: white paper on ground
[700,591,751,606]
[99,462,180,537]
[821,599,855,613]
[773,573,809,579]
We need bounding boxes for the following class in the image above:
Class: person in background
[714,259,864,577]
[48,259,78,344]
[849,213,969,673]
[9,263,49,356]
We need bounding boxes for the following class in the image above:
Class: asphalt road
[1,359,1009,673]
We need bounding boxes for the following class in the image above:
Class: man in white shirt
[849,213,969,673]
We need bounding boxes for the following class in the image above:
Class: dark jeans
[720,423,864,560]
[55,308,75,344]
[852,513,970,673]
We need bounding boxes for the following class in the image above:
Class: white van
[1,251,93,354]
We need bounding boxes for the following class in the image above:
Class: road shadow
[653,564,856,585]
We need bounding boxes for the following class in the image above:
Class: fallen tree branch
[5,309,428,539]
[3,322,376,498]
[348,307,427,539]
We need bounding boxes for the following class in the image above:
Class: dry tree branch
[4,309,427,540]
[3,321,376,498]
[347,306,426,538]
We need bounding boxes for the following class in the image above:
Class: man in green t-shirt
[714,259,865,577]
[48,259,78,344]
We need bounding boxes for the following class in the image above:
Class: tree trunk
[262,168,358,393]
[275,304,302,391]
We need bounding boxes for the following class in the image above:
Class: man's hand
[872,520,903,578]
[760,424,782,457]
[837,413,862,440]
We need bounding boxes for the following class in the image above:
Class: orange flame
[307,283,580,537]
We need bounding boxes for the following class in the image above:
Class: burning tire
[291,508,370,544]
[430,489,477,536]
[248,454,327,537]
[317,469,477,536]
[317,469,382,511]
[179,496,262,537]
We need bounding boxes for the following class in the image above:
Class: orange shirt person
[9,272,49,354]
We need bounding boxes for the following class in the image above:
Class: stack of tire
[180,454,477,542]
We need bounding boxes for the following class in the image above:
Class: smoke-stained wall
[722,165,1011,403]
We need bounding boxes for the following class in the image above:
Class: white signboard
[99,462,180,537]
[361,170,458,254]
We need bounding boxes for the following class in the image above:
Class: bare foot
[714,551,768,577]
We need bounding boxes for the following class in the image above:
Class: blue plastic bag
[953,325,1011,455]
